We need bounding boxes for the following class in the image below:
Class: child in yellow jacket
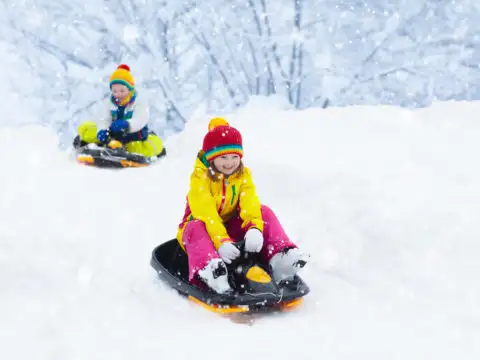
[77,64,164,158]
[177,117,308,294]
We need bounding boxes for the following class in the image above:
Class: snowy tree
[1,0,480,142]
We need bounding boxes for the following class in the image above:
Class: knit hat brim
[109,64,135,90]
[110,79,134,90]
[204,144,243,162]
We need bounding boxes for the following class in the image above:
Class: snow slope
[1,97,480,360]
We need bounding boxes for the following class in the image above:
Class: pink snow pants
[181,205,297,282]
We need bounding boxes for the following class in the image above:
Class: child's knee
[183,220,215,248]
[125,135,164,157]
[78,121,98,143]
[146,134,164,155]
[260,204,275,219]
[184,220,208,235]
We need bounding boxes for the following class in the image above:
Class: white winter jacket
[97,91,149,133]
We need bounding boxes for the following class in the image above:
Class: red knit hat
[202,117,243,162]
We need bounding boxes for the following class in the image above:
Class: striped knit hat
[109,64,135,90]
[202,117,243,162]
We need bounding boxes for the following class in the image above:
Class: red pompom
[117,64,130,71]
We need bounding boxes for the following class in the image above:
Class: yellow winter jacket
[177,153,264,250]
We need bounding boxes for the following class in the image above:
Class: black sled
[72,134,166,168]
[150,238,310,314]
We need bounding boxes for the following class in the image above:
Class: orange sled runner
[150,239,310,315]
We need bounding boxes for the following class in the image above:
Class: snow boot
[269,247,309,282]
[198,258,232,294]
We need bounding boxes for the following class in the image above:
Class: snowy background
[1,1,480,359]
[2,0,480,142]
[1,99,480,359]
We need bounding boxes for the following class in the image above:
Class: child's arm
[238,168,264,232]
[128,99,149,132]
[187,167,231,249]
[97,100,112,130]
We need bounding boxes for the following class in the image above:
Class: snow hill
[1,97,480,360]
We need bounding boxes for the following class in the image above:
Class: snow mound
[1,98,480,359]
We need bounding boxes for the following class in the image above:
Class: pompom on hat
[202,117,243,162]
[109,64,135,90]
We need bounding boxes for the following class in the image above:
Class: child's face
[111,84,130,101]
[213,154,240,175]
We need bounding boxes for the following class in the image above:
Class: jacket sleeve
[187,167,231,249]
[128,96,149,132]
[97,99,112,130]
[238,168,264,232]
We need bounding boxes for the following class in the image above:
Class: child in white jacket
[77,64,164,157]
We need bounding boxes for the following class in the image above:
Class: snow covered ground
[1,97,480,359]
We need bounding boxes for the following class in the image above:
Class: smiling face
[212,154,241,175]
[111,83,130,101]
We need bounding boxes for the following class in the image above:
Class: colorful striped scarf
[110,90,136,121]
